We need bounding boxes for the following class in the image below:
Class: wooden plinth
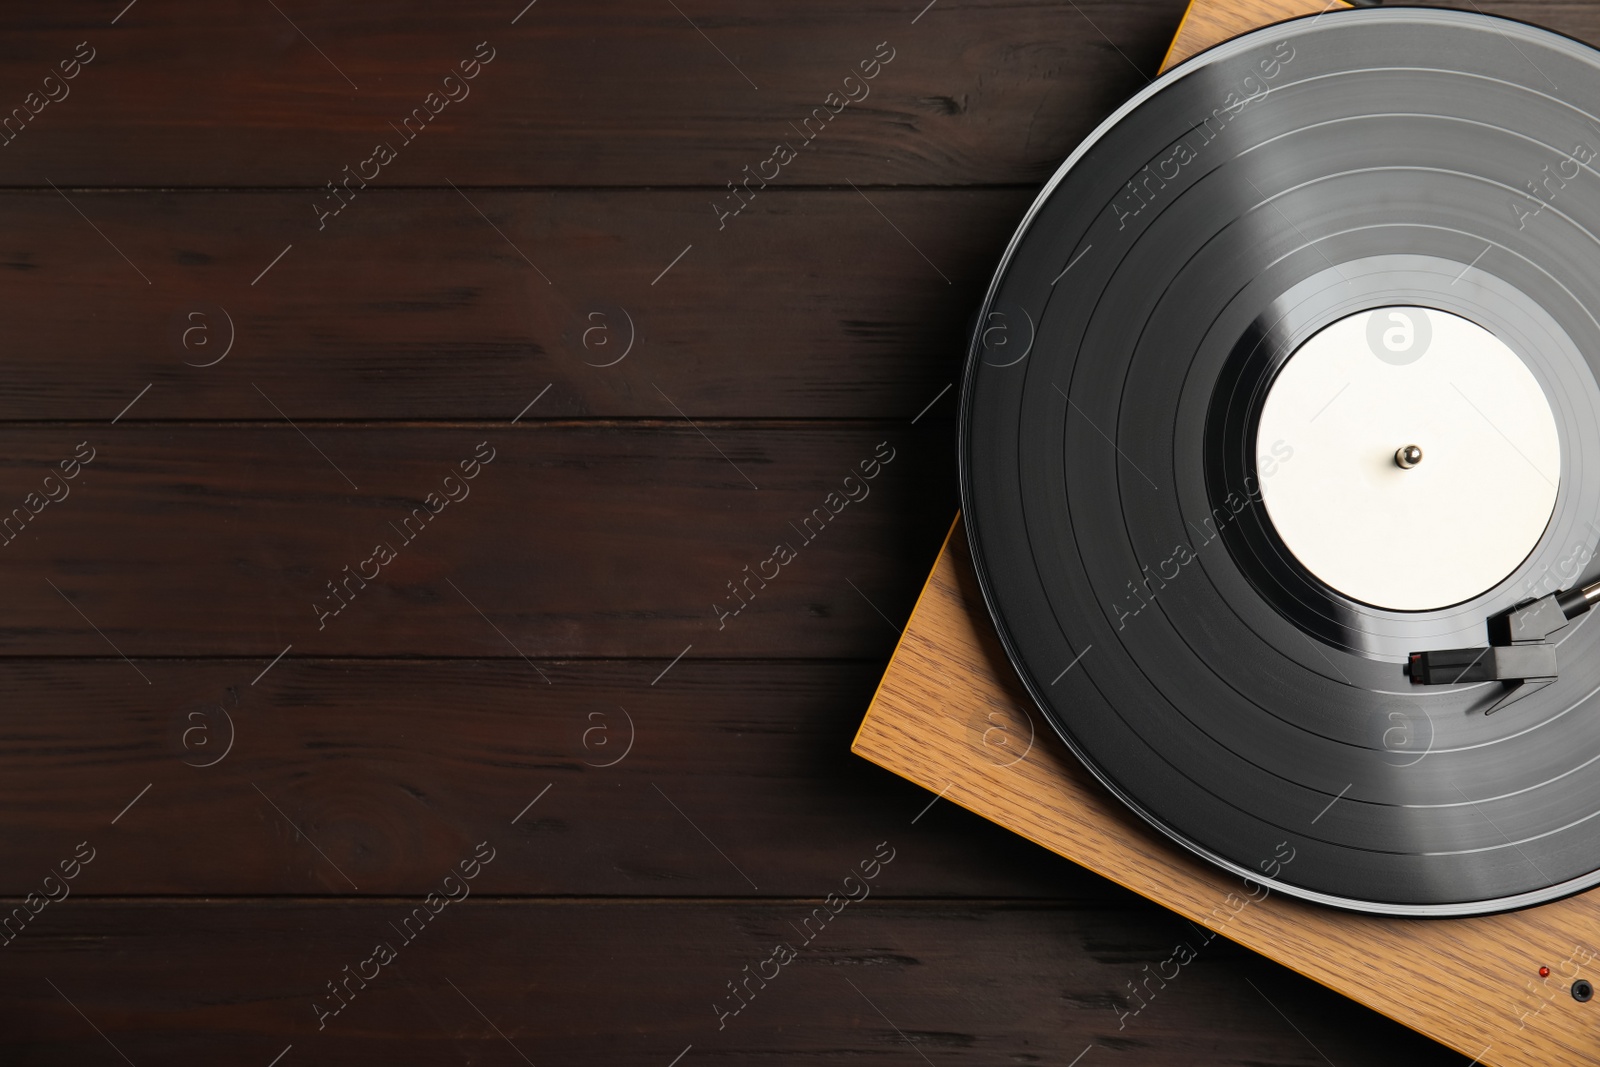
[851,4,1600,1064]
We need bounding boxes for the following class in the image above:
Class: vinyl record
[961,6,1600,914]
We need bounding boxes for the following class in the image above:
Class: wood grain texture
[0,1,1187,188]
[0,658,1117,898]
[0,900,1466,1066]
[14,0,1583,189]
[854,517,1600,1067]
[0,424,950,658]
[13,0,1583,1059]
[0,188,1024,420]
[11,0,1589,189]
[1161,0,1346,68]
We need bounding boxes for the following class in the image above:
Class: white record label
[1254,306,1560,611]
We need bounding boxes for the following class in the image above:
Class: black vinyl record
[961,7,1600,914]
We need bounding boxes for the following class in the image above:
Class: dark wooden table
[1,0,1564,1062]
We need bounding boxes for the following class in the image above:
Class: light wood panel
[1161,0,1345,68]
[854,518,1600,1067]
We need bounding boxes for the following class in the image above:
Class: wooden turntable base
[850,5,1600,1063]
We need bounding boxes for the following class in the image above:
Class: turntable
[853,0,1600,1062]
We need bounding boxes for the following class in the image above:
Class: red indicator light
[1540,966,1551,977]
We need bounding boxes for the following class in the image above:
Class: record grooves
[961,7,1600,914]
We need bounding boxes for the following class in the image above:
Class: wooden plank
[0,0,1483,1063]
[13,0,1595,191]
[0,424,953,658]
[0,188,1026,420]
[0,900,1468,1065]
[0,658,1119,899]
[0,0,1184,187]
